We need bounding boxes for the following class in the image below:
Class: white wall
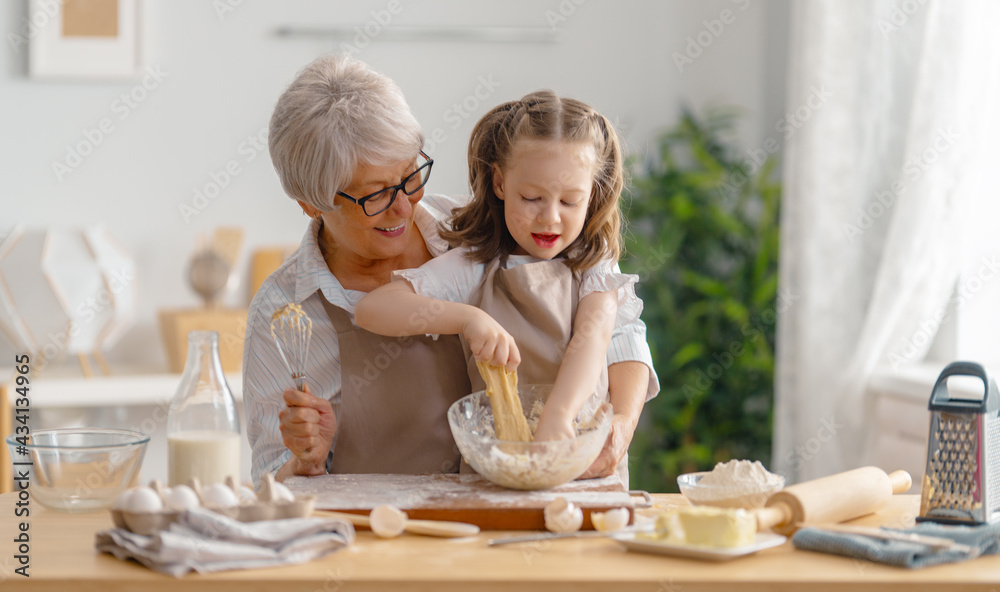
[0,0,788,370]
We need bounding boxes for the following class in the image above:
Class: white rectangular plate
[613,531,787,561]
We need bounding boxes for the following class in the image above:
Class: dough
[476,361,531,442]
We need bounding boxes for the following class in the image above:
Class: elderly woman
[244,55,658,486]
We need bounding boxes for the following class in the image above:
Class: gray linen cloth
[95,506,355,577]
[792,522,1000,568]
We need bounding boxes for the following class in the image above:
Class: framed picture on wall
[28,0,143,80]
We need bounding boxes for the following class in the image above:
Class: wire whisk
[270,303,313,390]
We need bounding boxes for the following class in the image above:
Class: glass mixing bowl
[677,471,785,509]
[447,384,612,490]
[6,428,149,513]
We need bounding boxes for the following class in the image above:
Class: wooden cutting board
[284,473,642,530]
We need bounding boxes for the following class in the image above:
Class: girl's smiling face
[493,139,596,260]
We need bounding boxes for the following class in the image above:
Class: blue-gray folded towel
[96,506,355,577]
[792,522,1000,568]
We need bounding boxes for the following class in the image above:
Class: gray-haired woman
[244,55,658,487]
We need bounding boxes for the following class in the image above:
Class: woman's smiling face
[321,154,425,262]
[493,139,596,260]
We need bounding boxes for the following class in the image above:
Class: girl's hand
[462,308,521,371]
[279,383,337,476]
[532,406,577,442]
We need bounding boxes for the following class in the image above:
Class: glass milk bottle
[167,330,241,486]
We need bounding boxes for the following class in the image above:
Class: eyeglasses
[336,151,433,217]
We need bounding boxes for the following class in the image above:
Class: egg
[369,504,407,538]
[201,483,239,508]
[269,481,295,503]
[163,485,201,511]
[237,485,258,504]
[591,507,630,532]
[113,488,134,510]
[125,486,164,513]
[544,497,583,534]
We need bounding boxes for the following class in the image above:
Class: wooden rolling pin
[756,467,911,535]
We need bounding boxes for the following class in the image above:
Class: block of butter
[675,506,757,547]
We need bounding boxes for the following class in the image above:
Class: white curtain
[774,0,1000,482]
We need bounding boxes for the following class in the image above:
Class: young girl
[356,90,641,453]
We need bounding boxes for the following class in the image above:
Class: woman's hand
[579,413,631,479]
[462,308,520,371]
[278,383,337,476]
[579,361,649,480]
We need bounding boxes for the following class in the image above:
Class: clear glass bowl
[677,471,785,509]
[447,384,612,490]
[5,428,150,513]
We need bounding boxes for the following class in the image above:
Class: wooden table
[0,493,997,591]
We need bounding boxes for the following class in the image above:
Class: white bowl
[677,471,785,509]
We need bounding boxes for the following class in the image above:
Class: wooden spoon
[314,509,481,538]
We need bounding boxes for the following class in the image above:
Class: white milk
[168,430,241,486]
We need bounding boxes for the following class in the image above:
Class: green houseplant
[623,107,782,494]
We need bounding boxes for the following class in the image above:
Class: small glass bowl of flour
[677,460,784,509]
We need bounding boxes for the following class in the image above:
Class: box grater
[918,361,1000,525]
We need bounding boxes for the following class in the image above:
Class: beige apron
[465,258,628,486]
[321,295,470,474]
